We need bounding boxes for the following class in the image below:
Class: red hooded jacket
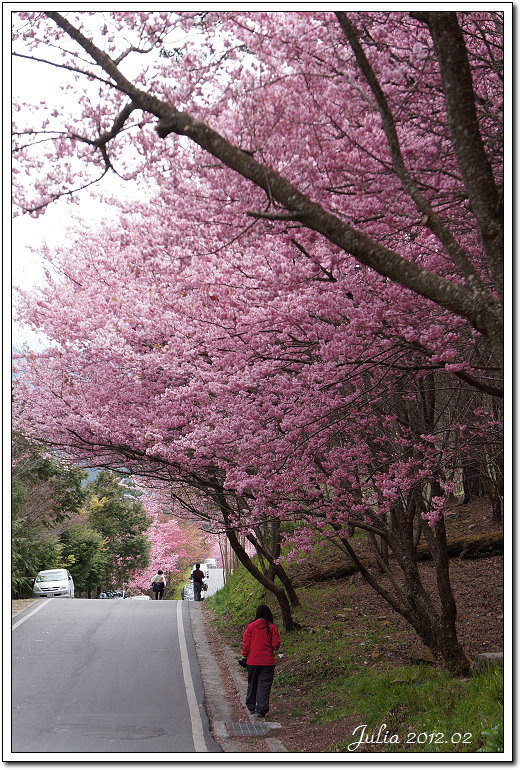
[242,618,281,666]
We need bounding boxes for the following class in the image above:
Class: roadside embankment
[205,554,503,753]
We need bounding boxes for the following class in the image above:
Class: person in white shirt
[151,569,167,599]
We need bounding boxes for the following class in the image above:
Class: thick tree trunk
[252,525,278,584]
[419,517,470,675]
[224,525,296,631]
[461,461,503,524]
[274,564,300,607]
[491,491,502,524]
[247,530,300,607]
[462,466,486,502]
[320,528,473,675]
[386,545,470,675]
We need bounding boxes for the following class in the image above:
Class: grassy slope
[207,562,503,754]
[168,564,194,600]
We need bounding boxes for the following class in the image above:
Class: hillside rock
[471,652,503,674]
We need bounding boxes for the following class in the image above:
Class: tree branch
[43,12,503,360]
[19,167,112,216]
[335,12,488,295]
[246,209,301,221]
[410,11,503,302]
[13,51,115,88]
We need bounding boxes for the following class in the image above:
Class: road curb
[221,644,287,752]
[188,602,248,752]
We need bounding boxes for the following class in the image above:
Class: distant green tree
[85,472,151,589]
[11,477,26,516]
[12,435,89,597]
[12,434,88,529]
[59,525,109,597]
[11,517,62,598]
[11,442,151,597]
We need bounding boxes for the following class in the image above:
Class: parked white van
[32,569,75,598]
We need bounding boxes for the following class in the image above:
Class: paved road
[204,568,224,598]
[11,598,221,756]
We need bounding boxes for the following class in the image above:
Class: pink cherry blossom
[12,11,504,672]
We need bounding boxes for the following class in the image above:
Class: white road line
[12,599,51,631]
[176,600,208,752]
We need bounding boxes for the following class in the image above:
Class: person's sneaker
[247,709,255,715]
[255,714,266,720]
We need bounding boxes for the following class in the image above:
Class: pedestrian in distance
[191,563,205,601]
[150,569,166,599]
[241,604,281,719]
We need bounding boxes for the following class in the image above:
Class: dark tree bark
[226,525,296,632]
[462,467,503,525]
[340,523,471,675]
[247,526,300,607]
[218,501,297,631]
[421,509,470,675]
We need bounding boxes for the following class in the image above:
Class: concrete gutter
[220,643,287,752]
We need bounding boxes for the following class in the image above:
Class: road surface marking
[12,599,51,631]
[176,600,208,752]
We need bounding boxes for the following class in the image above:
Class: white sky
[9,11,155,348]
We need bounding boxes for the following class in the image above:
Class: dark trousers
[154,587,164,599]
[246,665,275,716]
[193,582,202,601]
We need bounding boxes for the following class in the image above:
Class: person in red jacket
[241,605,281,718]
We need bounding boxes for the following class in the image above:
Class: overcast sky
[9,17,143,350]
[11,193,119,350]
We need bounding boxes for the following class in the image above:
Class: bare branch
[114,43,156,66]
[246,209,301,221]
[13,51,115,88]
[19,166,111,216]
[335,12,488,296]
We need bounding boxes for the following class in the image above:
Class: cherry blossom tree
[13,186,501,665]
[12,11,505,672]
[12,11,504,376]
[123,489,212,595]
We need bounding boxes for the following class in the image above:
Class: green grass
[207,565,266,629]
[168,565,194,600]
[319,664,503,752]
[276,617,503,751]
[206,561,503,753]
